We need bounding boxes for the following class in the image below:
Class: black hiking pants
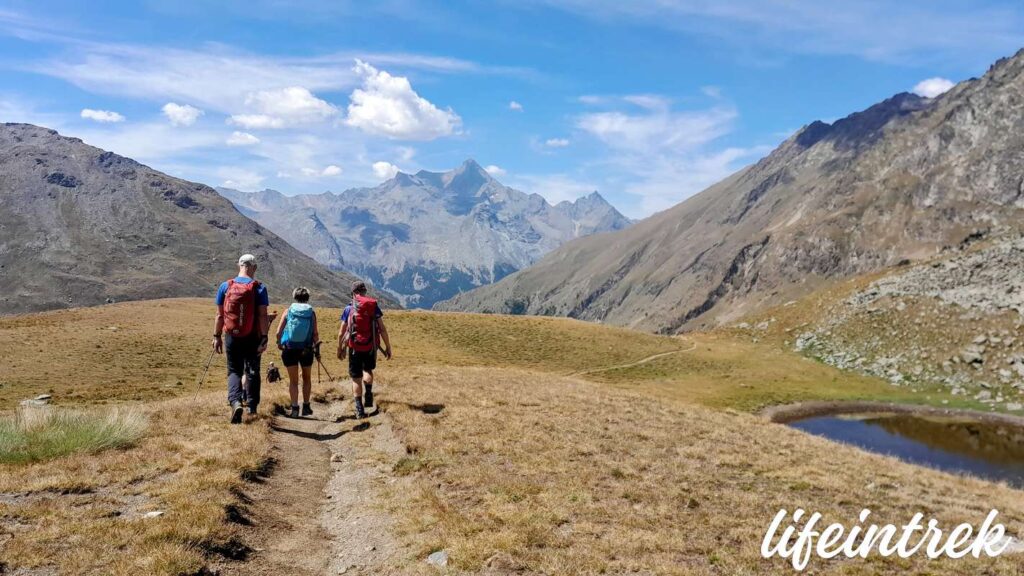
[226,333,261,409]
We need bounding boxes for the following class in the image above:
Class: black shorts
[348,349,377,379]
[281,347,314,368]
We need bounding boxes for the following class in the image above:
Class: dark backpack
[347,294,378,353]
[223,279,260,337]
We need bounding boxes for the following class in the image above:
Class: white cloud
[228,114,286,129]
[577,105,735,155]
[219,167,265,191]
[161,102,203,126]
[544,138,570,148]
[575,96,763,216]
[509,100,523,111]
[912,77,955,98]
[623,94,670,110]
[345,59,461,140]
[484,165,506,177]
[396,146,416,162]
[226,131,260,146]
[372,161,400,179]
[299,164,343,177]
[238,86,338,128]
[80,108,124,123]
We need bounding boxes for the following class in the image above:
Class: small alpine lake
[787,412,1024,488]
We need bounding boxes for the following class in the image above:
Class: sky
[0,1,1022,218]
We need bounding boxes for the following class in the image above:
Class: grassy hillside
[0,299,1017,574]
[0,298,919,410]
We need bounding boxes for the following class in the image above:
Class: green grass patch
[0,406,148,464]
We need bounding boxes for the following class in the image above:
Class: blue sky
[1,1,1022,218]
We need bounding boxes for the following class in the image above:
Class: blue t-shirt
[341,303,383,324]
[215,276,270,307]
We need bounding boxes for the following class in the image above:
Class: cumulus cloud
[226,131,260,146]
[372,161,400,180]
[545,138,570,148]
[161,102,203,126]
[508,100,523,111]
[484,165,506,177]
[912,77,955,98]
[227,86,337,129]
[80,108,124,123]
[345,59,461,140]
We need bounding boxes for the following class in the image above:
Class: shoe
[230,401,243,424]
[248,404,258,416]
[363,384,373,408]
[354,398,367,419]
[288,405,299,418]
[301,403,313,416]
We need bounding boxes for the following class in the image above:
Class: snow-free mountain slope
[437,49,1024,333]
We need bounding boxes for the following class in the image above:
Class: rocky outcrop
[784,237,1024,413]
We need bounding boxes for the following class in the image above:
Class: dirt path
[226,392,410,575]
[569,338,697,377]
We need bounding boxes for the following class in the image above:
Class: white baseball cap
[238,254,257,266]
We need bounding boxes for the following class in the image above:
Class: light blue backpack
[280,303,315,349]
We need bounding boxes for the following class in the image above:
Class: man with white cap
[212,254,271,423]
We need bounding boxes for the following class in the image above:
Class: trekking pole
[317,357,334,381]
[192,349,216,402]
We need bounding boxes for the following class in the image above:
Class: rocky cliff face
[0,123,383,314]
[437,49,1024,333]
[221,160,631,308]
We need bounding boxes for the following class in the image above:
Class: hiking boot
[301,403,313,416]
[354,398,367,419]
[288,405,299,418]
[363,383,373,408]
[230,401,243,424]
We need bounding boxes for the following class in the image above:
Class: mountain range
[437,49,1024,333]
[220,160,631,308]
[0,123,378,315]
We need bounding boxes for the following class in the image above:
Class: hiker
[241,310,277,406]
[213,254,270,424]
[337,281,392,419]
[275,287,320,418]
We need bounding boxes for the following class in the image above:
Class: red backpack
[223,279,260,337]
[348,294,379,353]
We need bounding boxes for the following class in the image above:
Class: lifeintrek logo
[761,508,1019,571]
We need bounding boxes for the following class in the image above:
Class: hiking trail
[568,337,697,377]
[227,390,411,575]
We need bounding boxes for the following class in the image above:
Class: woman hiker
[275,287,320,418]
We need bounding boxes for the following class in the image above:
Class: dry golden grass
[0,388,293,575]
[382,365,1024,575]
[1,298,1014,574]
